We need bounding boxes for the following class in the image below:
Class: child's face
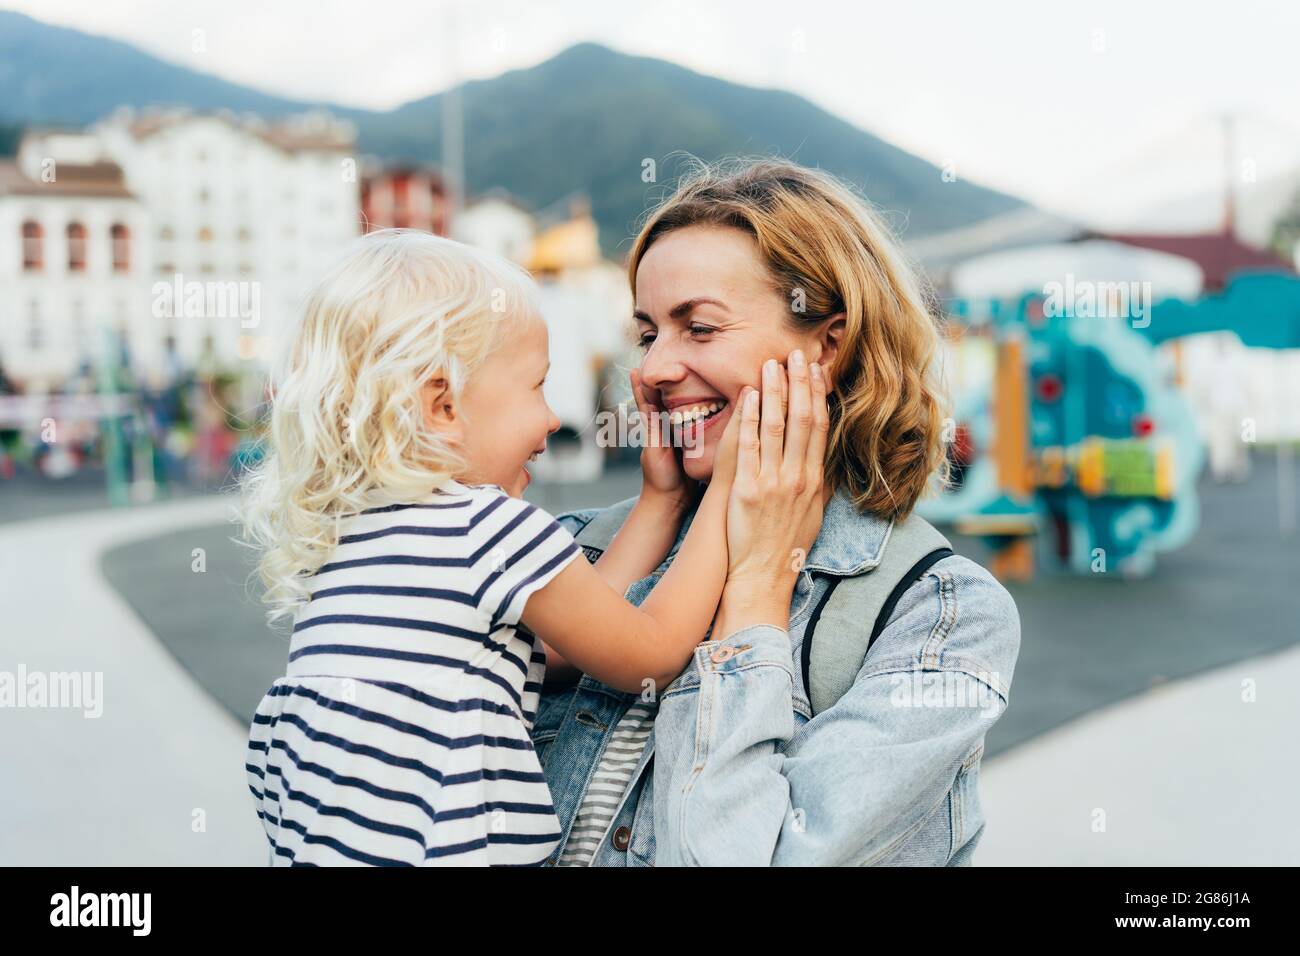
[453,315,562,498]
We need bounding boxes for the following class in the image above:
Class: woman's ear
[421,376,463,442]
[815,314,847,382]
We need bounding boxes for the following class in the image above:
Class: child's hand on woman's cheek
[631,369,696,510]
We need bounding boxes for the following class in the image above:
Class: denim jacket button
[710,646,736,665]
[611,826,631,851]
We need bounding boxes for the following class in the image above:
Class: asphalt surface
[0,461,213,524]
[98,455,1299,758]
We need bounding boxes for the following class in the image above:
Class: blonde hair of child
[240,229,540,623]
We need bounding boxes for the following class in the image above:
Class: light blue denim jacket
[531,488,1021,866]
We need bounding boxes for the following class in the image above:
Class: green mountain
[361,42,1024,249]
[0,10,1024,253]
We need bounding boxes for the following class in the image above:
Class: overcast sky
[7,0,1300,228]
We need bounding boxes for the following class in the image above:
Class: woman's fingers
[807,361,830,477]
[710,387,745,486]
[781,349,812,484]
[759,358,785,477]
[736,386,761,486]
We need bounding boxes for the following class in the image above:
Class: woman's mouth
[668,400,729,442]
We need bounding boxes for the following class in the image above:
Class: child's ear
[421,376,464,442]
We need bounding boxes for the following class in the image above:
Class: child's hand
[631,369,695,508]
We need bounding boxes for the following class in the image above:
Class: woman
[533,158,1021,866]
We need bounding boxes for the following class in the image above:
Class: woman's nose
[638,338,687,391]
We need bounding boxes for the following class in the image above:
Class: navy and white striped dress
[246,479,580,866]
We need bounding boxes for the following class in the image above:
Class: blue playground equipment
[921,271,1300,579]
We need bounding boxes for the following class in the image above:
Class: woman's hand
[631,368,696,511]
[716,349,830,634]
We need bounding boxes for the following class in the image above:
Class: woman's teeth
[669,402,725,425]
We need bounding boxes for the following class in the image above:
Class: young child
[241,229,745,866]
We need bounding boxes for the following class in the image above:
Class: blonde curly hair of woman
[239,229,540,624]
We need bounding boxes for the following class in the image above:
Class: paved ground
[976,641,1300,865]
[101,456,1299,758]
[0,460,212,524]
[0,496,267,865]
[4,454,1296,864]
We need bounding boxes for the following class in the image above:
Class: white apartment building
[0,142,151,390]
[10,109,362,384]
[93,109,361,371]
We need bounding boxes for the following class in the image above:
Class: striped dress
[245,479,580,866]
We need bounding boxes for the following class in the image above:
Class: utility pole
[1221,113,1236,238]
[441,0,465,232]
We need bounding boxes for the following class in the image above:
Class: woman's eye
[636,326,711,349]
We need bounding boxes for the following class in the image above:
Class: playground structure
[920,267,1300,580]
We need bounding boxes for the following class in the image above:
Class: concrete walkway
[975,641,1300,865]
[2,496,1295,865]
[0,495,267,865]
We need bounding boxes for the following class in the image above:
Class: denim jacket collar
[802,487,895,576]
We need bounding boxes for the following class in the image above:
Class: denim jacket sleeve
[652,555,1021,866]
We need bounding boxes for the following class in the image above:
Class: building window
[198,226,213,242]
[111,223,131,272]
[21,220,43,271]
[159,226,175,241]
[67,222,87,272]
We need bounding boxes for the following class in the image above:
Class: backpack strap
[802,513,953,717]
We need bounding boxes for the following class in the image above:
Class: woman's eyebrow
[670,297,727,319]
[634,297,728,324]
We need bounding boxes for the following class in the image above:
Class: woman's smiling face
[634,224,823,482]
